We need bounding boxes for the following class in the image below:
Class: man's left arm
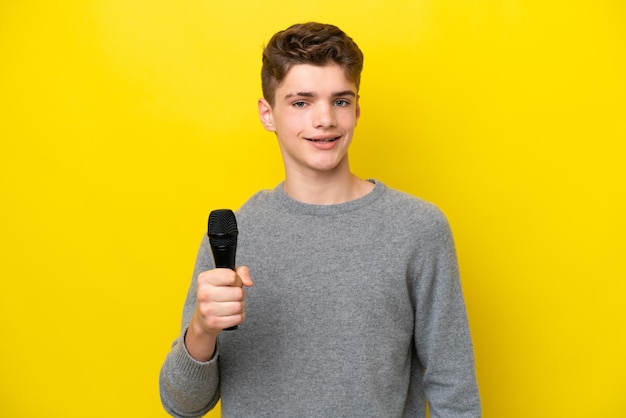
[412,210,481,417]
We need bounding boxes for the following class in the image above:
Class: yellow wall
[1,1,624,417]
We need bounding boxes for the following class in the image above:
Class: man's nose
[312,103,336,128]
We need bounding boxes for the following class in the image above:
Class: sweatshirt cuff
[171,328,219,382]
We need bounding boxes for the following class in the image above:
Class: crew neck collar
[273,179,386,216]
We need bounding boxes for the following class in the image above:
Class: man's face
[258,63,360,178]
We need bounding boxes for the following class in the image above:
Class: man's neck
[282,171,374,205]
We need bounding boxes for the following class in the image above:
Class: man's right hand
[184,266,253,361]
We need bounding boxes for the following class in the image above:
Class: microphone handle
[211,245,236,270]
[211,245,238,331]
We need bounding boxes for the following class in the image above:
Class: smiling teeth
[307,137,338,143]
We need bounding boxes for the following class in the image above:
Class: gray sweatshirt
[160,180,481,417]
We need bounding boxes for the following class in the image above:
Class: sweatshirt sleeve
[159,236,221,417]
[411,207,481,417]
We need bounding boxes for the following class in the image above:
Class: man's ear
[355,95,361,126]
[258,98,276,132]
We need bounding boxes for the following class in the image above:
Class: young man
[160,22,481,417]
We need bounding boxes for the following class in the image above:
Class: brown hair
[261,22,364,107]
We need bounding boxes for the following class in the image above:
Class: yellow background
[1,1,624,417]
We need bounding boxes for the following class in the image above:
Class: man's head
[261,22,364,107]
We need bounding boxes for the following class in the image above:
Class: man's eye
[293,101,307,108]
[334,99,349,107]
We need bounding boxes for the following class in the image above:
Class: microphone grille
[208,209,238,247]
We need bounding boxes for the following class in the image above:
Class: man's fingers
[198,268,242,287]
[199,300,246,319]
[236,266,254,288]
[198,285,245,303]
[194,267,252,331]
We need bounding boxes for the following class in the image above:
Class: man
[160,22,481,417]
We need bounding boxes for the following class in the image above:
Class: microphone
[208,209,239,331]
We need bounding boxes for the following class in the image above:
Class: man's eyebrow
[332,90,357,98]
[284,92,316,99]
[284,90,356,100]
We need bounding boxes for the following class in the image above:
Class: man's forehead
[277,64,357,96]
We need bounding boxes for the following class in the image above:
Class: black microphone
[208,209,239,331]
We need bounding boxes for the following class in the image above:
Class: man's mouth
[305,136,340,143]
